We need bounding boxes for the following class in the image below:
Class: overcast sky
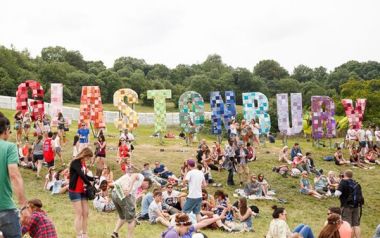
[1,0,379,72]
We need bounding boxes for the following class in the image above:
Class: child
[117,138,129,171]
[43,132,55,168]
[148,191,171,227]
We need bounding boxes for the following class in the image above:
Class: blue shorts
[69,191,87,202]
[183,197,202,214]
[300,188,310,195]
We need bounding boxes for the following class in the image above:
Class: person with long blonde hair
[68,148,94,238]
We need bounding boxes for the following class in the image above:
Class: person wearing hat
[182,159,206,222]
[235,141,250,186]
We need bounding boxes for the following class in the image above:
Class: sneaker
[111,232,119,238]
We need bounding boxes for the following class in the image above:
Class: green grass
[1,108,379,238]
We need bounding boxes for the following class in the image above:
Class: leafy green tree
[253,60,289,81]
[41,46,67,62]
[292,65,313,82]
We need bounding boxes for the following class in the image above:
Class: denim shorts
[183,197,202,214]
[0,209,21,238]
[69,191,87,202]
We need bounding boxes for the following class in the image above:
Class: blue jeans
[0,209,21,238]
[183,198,202,214]
[293,224,314,238]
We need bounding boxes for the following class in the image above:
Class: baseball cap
[187,159,195,167]
[297,153,303,156]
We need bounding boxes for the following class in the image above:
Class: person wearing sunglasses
[0,113,27,238]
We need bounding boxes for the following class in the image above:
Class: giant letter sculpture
[79,86,105,128]
[147,90,172,133]
[113,89,139,131]
[341,99,366,130]
[179,91,205,133]
[16,80,44,120]
[50,83,63,118]
[242,92,271,134]
[276,93,303,135]
[210,91,236,135]
[311,96,336,139]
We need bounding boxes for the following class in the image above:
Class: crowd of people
[0,111,379,238]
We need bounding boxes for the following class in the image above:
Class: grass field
[1,108,379,238]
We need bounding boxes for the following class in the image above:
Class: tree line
[1,45,380,126]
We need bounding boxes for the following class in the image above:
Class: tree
[41,46,67,62]
[253,60,289,81]
[292,65,313,82]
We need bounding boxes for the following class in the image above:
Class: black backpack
[346,180,364,208]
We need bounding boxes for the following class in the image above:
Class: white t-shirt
[148,200,162,223]
[162,190,180,206]
[185,169,205,199]
[347,129,358,140]
[114,173,144,197]
[54,136,60,148]
[375,130,380,142]
[365,129,373,142]
[357,129,365,142]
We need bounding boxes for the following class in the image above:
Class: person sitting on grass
[350,148,370,169]
[257,173,271,197]
[232,197,254,232]
[44,167,56,191]
[153,161,179,181]
[244,174,262,197]
[163,184,187,213]
[313,173,329,195]
[327,171,340,195]
[318,213,342,238]
[141,162,166,186]
[292,153,308,173]
[148,191,172,227]
[266,205,315,238]
[161,209,228,238]
[300,171,323,199]
[334,147,350,165]
[93,179,115,213]
[364,147,380,165]
[20,199,57,238]
[326,207,352,238]
[51,168,69,195]
[272,164,290,177]
[138,188,161,221]
[279,146,291,164]
[290,143,302,161]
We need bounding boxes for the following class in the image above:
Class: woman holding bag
[69,148,94,238]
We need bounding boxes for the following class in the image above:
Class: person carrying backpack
[335,170,364,238]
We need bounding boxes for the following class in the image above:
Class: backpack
[346,180,364,208]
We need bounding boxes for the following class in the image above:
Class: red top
[43,138,54,162]
[119,144,129,158]
[72,161,86,193]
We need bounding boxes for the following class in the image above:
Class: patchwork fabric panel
[341,99,366,130]
[242,92,271,134]
[178,91,205,133]
[276,93,303,135]
[113,88,139,131]
[16,80,45,121]
[79,86,105,129]
[147,90,172,133]
[311,96,336,139]
[210,91,236,135]
[50,83,63,117]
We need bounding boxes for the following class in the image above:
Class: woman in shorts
[69,148,94,238]
[14,111,23,142]
[32,135,44,177]
[95,134,107,176]
[23,112,32,140]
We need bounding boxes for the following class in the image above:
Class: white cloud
[1,0,379,72]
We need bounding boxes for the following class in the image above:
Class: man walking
[335,170,363,238]
[183,159,206,222]
[0,114,27,238]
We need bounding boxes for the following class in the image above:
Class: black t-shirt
[338,179,355,208]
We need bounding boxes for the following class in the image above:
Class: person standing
[335,170,364,238]
[224,140,236,186]
[365,127,373,148]
[111,172,144,238]
[43,132,55,169]
[235,141,249,186]
[182,159,206,222]
[32,135,44,178]
[0,114,27,238]
[77,122,90,152]
[69,148,94,238]
[14,111,23,143]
